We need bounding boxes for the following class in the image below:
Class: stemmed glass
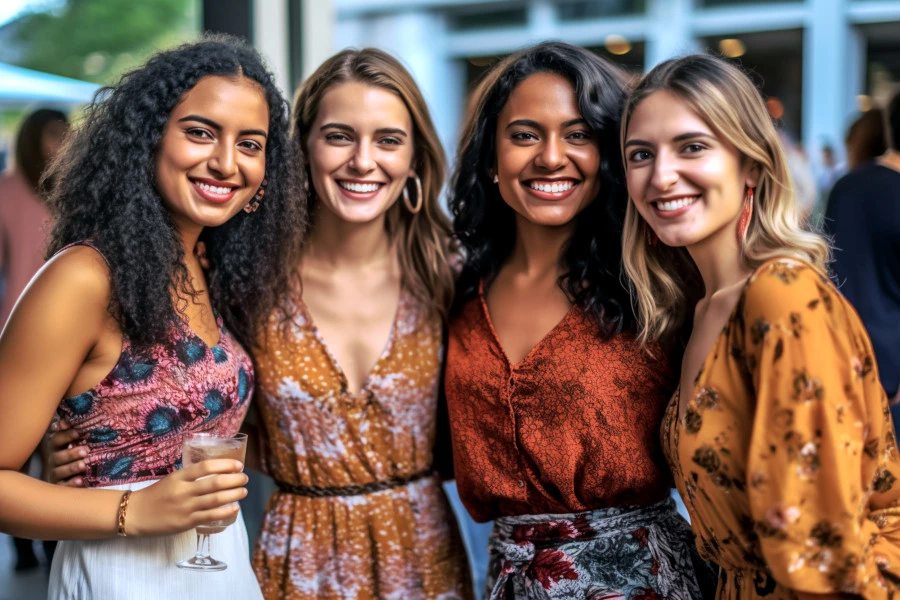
[176,433,248,572]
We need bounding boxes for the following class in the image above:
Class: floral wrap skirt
[484,498,714,600]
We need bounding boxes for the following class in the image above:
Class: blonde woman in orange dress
[621,54,900,599]
[248,49,471,599]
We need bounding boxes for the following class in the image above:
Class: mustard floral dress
[251,290,472,599]
[663,259,900,599]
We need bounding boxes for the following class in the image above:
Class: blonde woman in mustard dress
[250,49,472,599]
[621,54,900,599]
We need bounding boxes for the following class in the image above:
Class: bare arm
[0,247,247,540]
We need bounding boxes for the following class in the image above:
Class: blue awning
[0,62,99,107]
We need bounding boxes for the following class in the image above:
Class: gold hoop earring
[402,173,423,214]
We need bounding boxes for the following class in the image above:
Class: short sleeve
[742,261,880,594]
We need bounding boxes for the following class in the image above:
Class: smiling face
[494,72,601,228]
[155,75,269,234]
[306,81,415,224]
[624,89,757,250]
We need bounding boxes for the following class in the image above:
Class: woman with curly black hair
[0,36,303,598]
[444,42,711,599]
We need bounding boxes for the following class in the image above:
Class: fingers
[180,459,244,481]
[193,503,241,527]
[57,475,85,487]
[48,427,81,451]
[192,487,249,512]
[191,472,249,496]
[48,450,88,483]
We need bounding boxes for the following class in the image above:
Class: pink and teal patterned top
[57,309,254,488]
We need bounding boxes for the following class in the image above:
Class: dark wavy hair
[15,108,68,192]
[44,35,306,351]
[449,41,635,337]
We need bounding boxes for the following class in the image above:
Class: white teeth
[339,181,381,193]
[529,181,575,193]
[195,181,233,195]
[656,196,698,211]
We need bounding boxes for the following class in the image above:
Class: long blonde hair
[293,48,454,320]
[621,54,830,347]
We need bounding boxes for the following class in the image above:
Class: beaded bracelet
[116,490,132,537]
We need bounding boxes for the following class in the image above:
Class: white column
[253,0,290,94]
[645,0,698,69]
[802,0,852,159]
[301,0,335,79]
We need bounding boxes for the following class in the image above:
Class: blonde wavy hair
[620,54,830,347]
[292,48,454,320]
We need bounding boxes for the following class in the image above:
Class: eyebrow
[178,115,267,138]
[506,117,588,130]
[320,122,409,137]
[624,131,714,148]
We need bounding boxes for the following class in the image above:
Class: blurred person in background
[0,107,69,572]
[825,92,900,435]
[0,108,69,326]
[845,108,888,170]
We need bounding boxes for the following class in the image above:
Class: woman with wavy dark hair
[0,36,303,598]
[445,42,711,599]
[248,48,472,599]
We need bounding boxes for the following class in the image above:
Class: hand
[125,459,248,537]
[44,419,88,486]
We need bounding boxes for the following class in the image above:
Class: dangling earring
[244,177,267,213]
[402,173,423,214]
[493,174,499,184]
[737,186,754,244]
[646,226,659,247]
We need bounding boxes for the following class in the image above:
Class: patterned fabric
[56,302,253,487]
[484,499,708,599]
[445,282,676,523]
[252,289,473,599]
[662,259,900,599]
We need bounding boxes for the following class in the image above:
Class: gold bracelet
[116,490,132,537]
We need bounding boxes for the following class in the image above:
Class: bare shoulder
[9,245,112,329]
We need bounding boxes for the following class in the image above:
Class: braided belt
[275,469,433,498]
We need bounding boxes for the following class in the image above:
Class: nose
[349,142,375,173]
[649,150,678,191]
[535,135,566,171]
[208,144,237,178]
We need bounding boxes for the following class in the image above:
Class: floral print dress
[663,259,900,599]
[251,289,472,599]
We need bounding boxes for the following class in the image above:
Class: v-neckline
[477,279,577,370]
[299,288,405,396]
[178,308,222,349]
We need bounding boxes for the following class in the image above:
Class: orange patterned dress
[251,289,473,599]
[663,259,900,599]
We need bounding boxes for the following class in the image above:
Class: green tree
[12,0,198,84]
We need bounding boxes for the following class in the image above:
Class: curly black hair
[45,35,306,351]
[449,41,636,337]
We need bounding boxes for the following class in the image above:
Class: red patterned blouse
[445,285,677,522]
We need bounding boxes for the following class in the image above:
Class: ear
[408,168,416,179]
[745,161,762,190]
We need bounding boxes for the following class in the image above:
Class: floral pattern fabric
[56,312,253,487]
[484,499,709,600]
[251,290,473,599]
[662,259,900,599]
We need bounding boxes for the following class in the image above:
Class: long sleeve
[741,260,897,596]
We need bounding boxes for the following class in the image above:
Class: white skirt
[48,479,263,600]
